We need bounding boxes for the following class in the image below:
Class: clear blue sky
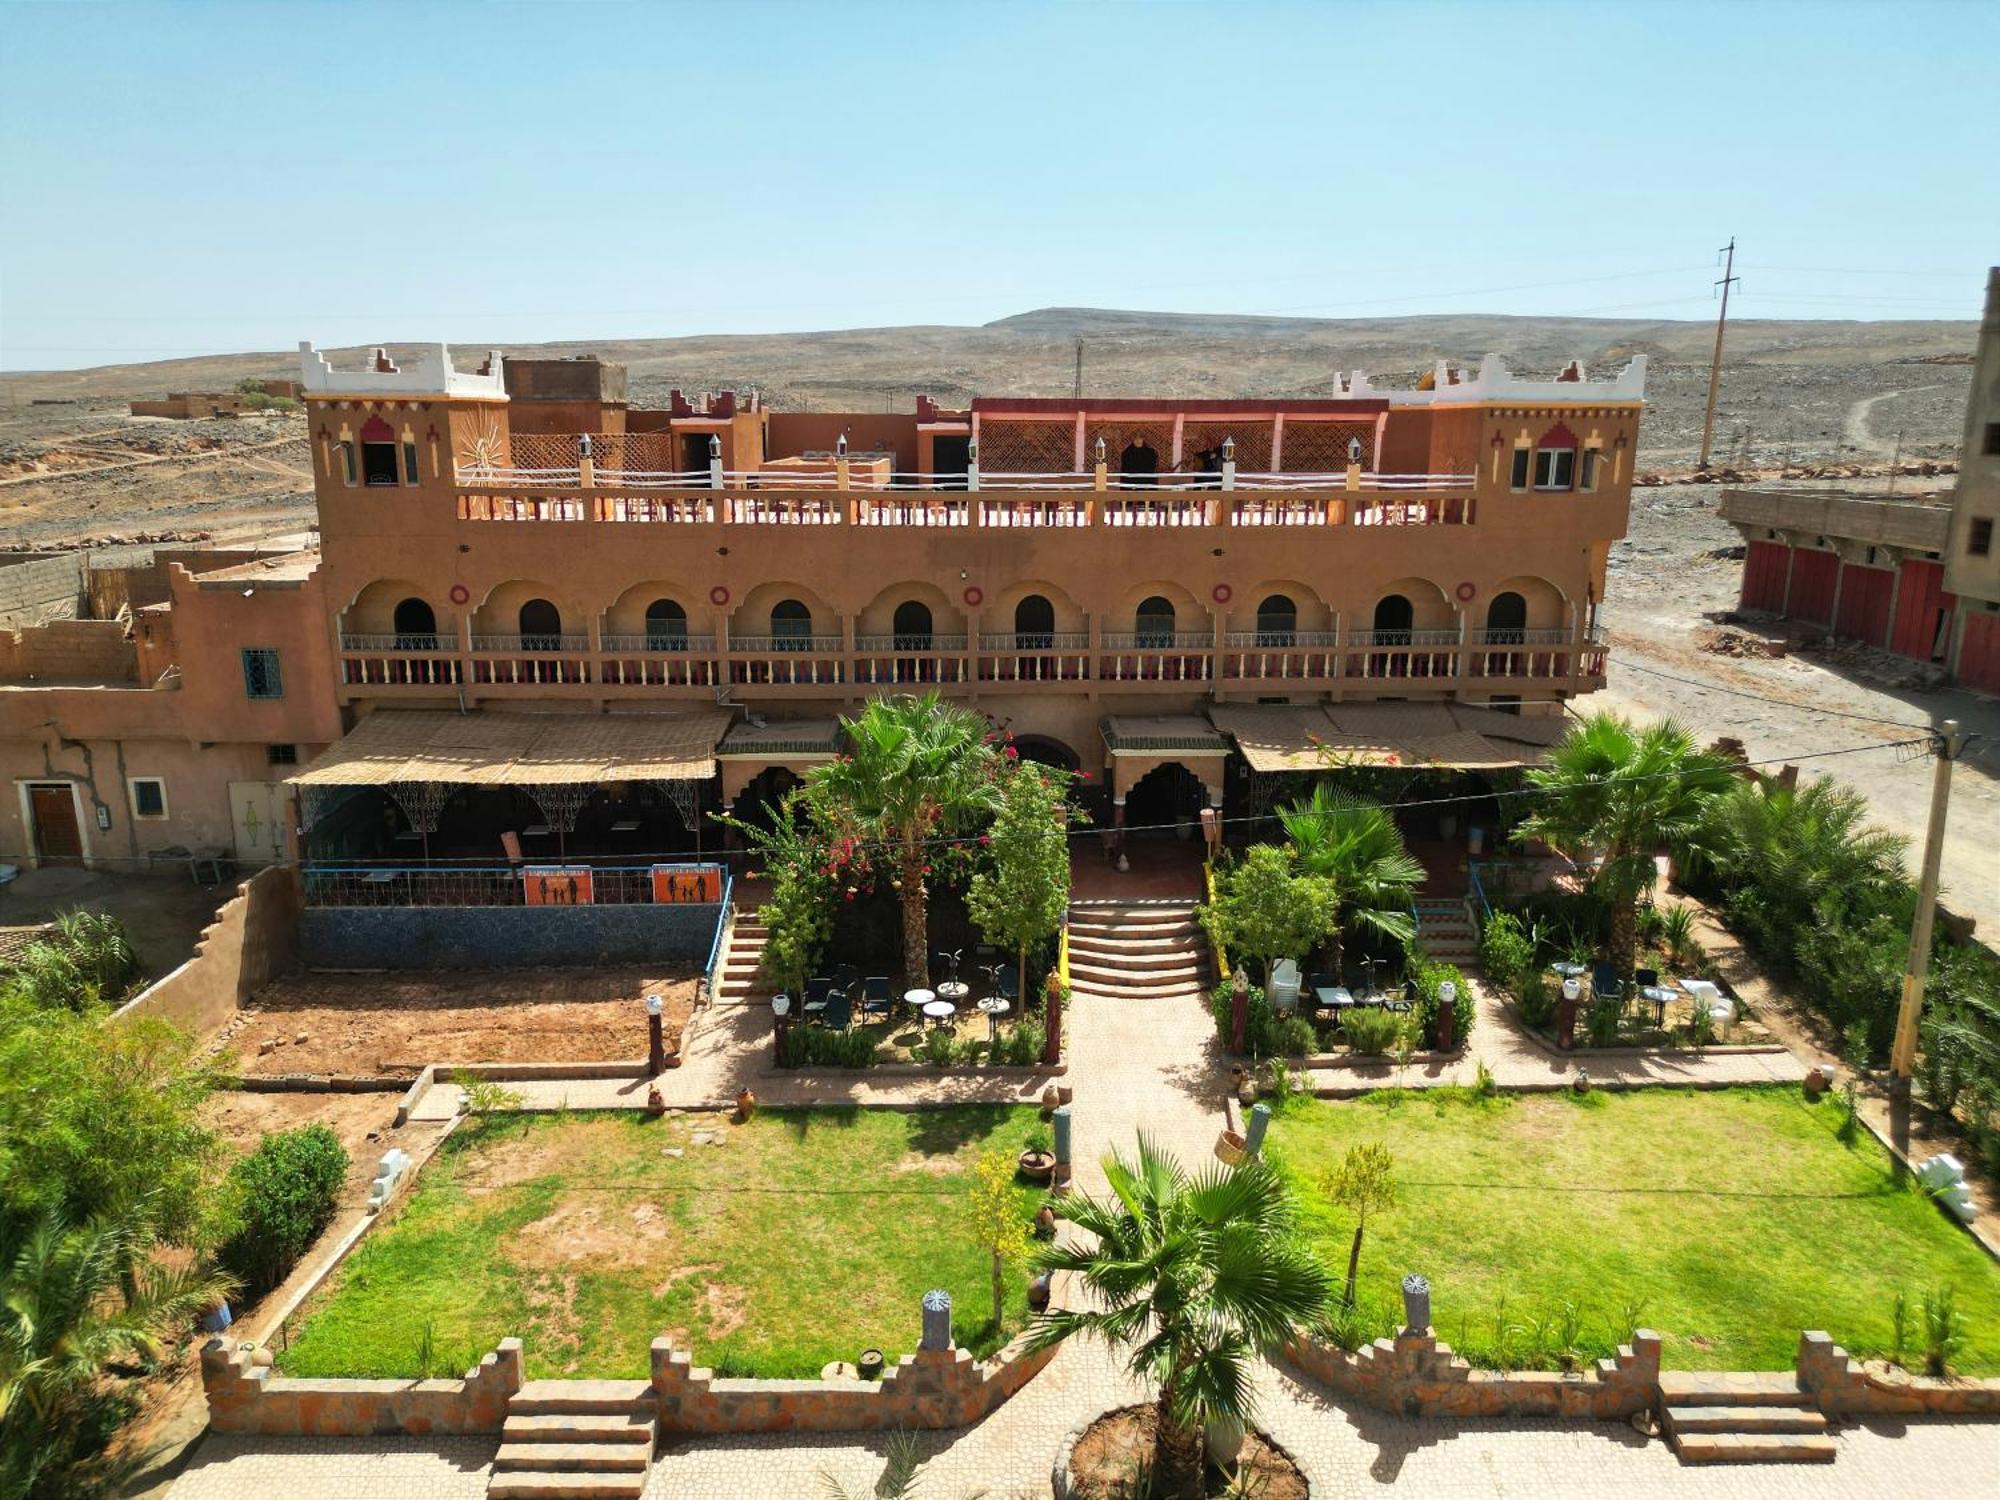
[2,0,1994,370]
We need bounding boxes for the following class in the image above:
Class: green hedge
[216,1125,348,1296]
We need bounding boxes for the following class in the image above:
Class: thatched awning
[1208,702,1565,771]
[1100,715,1230,756]
[289,709,733,788]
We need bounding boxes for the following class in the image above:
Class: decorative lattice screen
[976,420,1076,473]
[1181,421,1273,474]
[1280,421,1376,471]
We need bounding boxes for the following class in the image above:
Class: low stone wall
[201,1337,522,1435]
[299,901,722,969]
[1284,1327,1662,1420]
[114,864,300,1037]
[1796,1331,2000,1415]
[651,1333,1057,1434]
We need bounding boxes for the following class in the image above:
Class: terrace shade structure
[289,708,731,879]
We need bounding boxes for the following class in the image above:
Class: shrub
[1208,978,1282,1057]
[783,1025,878,1068]
[1341,1007,1402,1055]
[917,1027,959,1067]
[1275,1015,1319,1057]
[996,1020,1045,1066]
[216,1125,348,1296]
[1586,996,1623,1048]
[1517,970,1557,1030]
[1922,1285,1965,1377]
[1478,911,1534,997]
[1658,905,1699,966]
[1409,957,1475,1049]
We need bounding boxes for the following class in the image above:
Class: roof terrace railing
[454,462,1476,494]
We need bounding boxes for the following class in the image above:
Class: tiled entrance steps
[1066,903,1210,999]
[490,1381,657,1499]
[1413,897,1479,964]
[713,914,770,1004]
[1659,1372,1836,1464]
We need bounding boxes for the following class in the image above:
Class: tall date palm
[809,694,1002,989]
[1026,1138,1332,1496]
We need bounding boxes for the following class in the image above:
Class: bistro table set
[786,950,1019,1036]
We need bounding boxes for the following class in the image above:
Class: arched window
[518,598,563,648]
[1136,595,1176,648]
[1119,439,1159,487]
[1532,422,1578,491]
[771,598,811,650]
[359,415,400,487]
[392,597,437,650]
[1372,594,1413,645]
[891,599,933,651]
[1485,591,1527,645]
[644,598,688,651]
[1255,593,1297,647]
[1014,593,1055,650]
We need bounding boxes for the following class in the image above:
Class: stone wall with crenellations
[1284,1326,1663,1420]
[201,1336,523,1435]
[1795,1330,2000,1415]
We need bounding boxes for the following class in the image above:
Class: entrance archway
[518,598,563,646]
[1485,591,1527,641]
[1014,593,1055,648]
[645,598,689,651]
[1122,762,1208,838]
[771,598,812,648]
[1119,440,1159,486]
[393,596,438,648]
[1372,593,1414,643]
[1136,595,1176,648]
[1256,593,1297,646]
[892,599,934,650]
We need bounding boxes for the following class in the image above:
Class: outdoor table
[976,995,1010,1040]
[1551,961,1587,979]
[1312,984,1353,1016]
[522,824,552,837]
[360,869,398,884]
[922,998,957,1029]
[1639,984,1676,1027]
[904,987,935,1020]
[609,819,641,833]
[936,979,970,1006]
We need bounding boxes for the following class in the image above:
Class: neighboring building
[1716,267,2000,695]
[4,336,1644,878]
[129,379,302,419]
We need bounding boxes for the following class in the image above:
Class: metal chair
[860,975,894,1021]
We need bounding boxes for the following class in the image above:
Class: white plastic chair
[1270,959,1302,1013]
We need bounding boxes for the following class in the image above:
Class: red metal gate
[1834,563,1894,648]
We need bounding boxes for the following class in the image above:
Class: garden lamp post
[1436,980,1457,1051]
[645,992,666,1076]
[771,992,792,1067]
[1558,976,1581,1051]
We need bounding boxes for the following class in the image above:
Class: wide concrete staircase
[1414,897,1479,966]
[489,1380,658,1498]
[713,912,771,1005]
[1066,902,1210,1000]
[1658,1373,1835,1465]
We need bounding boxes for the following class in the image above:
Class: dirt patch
[217,966,700,1075]
[1067,1403,1307,1500]
[524,1271,586,1373]
[200,1089,431,1206]
[696,1281,751,1341]
[650,1262,720,1300]
[890,1152,965,1176]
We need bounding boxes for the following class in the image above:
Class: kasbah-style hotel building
[0,340,1643,879]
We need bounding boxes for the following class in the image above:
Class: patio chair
[803,976,834,1019]
[982,962,1019,1004]
[860,975,894,1020]
[1591,962,1624,1004]
[831,963,862,998]
[1634,967,1659,989]
[1269,959,1302,1013]
[821,986,852,1030]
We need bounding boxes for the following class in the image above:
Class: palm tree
[0,1206,232,1499]
[809,694,1002,989]
[1280,784,1422,980]
[1026,1138,1332,1497]
[1515,713,1736,975]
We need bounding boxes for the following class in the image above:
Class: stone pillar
[920,1289,954,1351]
[1244,1101,1272,1157]
[966,440,979,493]
[1051,1105,1072,1172]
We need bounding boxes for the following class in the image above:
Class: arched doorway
[1483,590,1527,678]
[1372,594,1413,643]
[892,599,934,650]
[518,598,563,647]
[1122,762,1208,839]
[393,596,437,649]
[771,598,812,649]
[1014,594,1054,649]
[1012,735,1078,774]
[645,598,689,651]
[726,766,802,846]
[1256,593,1298,647]
[1136,595,1176,648]
[1119,440,1159,486]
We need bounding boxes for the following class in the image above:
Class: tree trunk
[1344,1222,1364,1308]
[1610,897,1638,979]
[900,844,929,990]
[1153,1383,1206,1498]
[1019,940,1030,1014]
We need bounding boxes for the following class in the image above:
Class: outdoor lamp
[708,434,721,459]
[1347,436,1363,464]
[645,993,663,1018]
[578,433,594,458]
[771,992,793,1068]
[1093,436,1107,465]
[771,993,791,1016]
[1562,977,1581,1003]
[1221,435,1235,462]
[836,432,848,457]
[645,992,666,1075]
[1439,980,1457,1006]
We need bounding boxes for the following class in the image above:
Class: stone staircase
[713,912,770,1005]
[1659,1372,1836,1465]
[1414,897,1479,965]
[489,1380,657,1498]
[1066,902,1210,999]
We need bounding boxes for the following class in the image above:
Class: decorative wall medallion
[709,585,731,606]
[1211,583,1233,604]
[1455,581,1477,602]
[962,585,983,607]
[448,584,471,605]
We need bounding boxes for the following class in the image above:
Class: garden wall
[201,1336,523,1436]
[113,864,299,1037]
[298,901,722,969]
[651,1336,1058,1434]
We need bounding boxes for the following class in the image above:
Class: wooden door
[28,784,83,863]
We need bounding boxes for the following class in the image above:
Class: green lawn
[278,1105,1045,1380]
[1268,1087,2000,1374]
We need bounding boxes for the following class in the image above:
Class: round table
[904,987,935,1017]
[976,995,1010,1040]
[921,999,957,1029]
[936,979,970,1005]
[1551,961,1588,979]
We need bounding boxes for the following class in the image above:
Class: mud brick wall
[650,1337,1058,1435]
[1796,1331,2000,1415]
[0,618,135,683]
[1284,1328,1662,1420]
[299,901,721,969]
[114,865,300,1038]
[0,552,84,629]
[202,1337,522,1435]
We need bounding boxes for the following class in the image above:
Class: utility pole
[1889,718,1963,1095]
[1697,237,1739,472]
[1073,338,1084,401]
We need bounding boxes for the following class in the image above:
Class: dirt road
[1599,478,2000,938]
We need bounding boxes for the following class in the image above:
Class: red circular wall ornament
[448,583,470,605]
[962,585,984,607]
[1455,581,1477,602]
[1211,583,1233,605]
[709,585,732,607]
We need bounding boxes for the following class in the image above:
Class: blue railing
[702,870,736,1001]
[302,860,727,909]
[1467,861,1492,926]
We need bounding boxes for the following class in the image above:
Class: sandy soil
[215,967,701,1075]
[0,865,231,982]
[1599,476,2000,940]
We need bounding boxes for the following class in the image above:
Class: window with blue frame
[241,648,283,699]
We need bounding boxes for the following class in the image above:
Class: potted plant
[1017,1126,1056,1184]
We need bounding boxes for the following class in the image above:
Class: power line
[1610,657,1932,731]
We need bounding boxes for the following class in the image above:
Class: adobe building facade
[1716,267,2000,696]
[2,336,1644,872]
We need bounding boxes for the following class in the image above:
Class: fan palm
[1515,714,1735,975]
[1280,784,1423,980]
[0,1206,232,1498]
[809,694,1003,988]
[1026,1137,1332,1496]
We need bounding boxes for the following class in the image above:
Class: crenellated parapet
[298,341,507,400]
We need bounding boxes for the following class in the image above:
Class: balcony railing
[599,633,718,653]
[727,633,846,654]
[470,633,592,653]
[854,634,969,652]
